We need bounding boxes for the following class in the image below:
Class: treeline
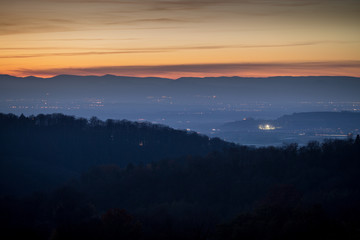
[1,113,360,239]
[0,113,231,195]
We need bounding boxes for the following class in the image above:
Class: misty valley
[2,75,360,146]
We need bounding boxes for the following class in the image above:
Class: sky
[1,0,360,78]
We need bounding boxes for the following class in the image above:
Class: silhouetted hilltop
[0,113,231,195]
[1,120,360,239]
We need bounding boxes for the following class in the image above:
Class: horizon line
[3,61,360,79]
[1,73,360,80]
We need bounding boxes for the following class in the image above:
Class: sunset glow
[1,0,360,78]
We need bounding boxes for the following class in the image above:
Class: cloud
[0,15,81,36]
[33,38,140,41]
[0,23,75,36]
[1,0,357,36]
[58,0,339,11]
[127,18,194,23]
[0,15,185,36]
[13,61,360,78]
[61,0,326,7]
[104,17,196,25]
[0,41,344,59]
[0,50,167,59]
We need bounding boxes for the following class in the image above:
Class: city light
[258,124,276,130]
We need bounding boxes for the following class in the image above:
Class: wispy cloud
[0,41,345,59]
[64,0,338,11]
[125,18,195,23]
[0,23,75,36]
[33,38,140,41]
[1,0,357,36]
[0,50,166,59]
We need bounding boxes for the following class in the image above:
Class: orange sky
[1,0,360,78]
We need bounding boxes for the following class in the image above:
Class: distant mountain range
[1,75,360,104]
[0,113,232,195]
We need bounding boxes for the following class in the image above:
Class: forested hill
[1,112,360,239]
[0,113,232,195]
[1,128,360,239]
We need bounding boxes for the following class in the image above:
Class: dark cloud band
[14,61,360,78]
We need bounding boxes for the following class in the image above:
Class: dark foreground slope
[0,113,231,195]
[1,113,360,240]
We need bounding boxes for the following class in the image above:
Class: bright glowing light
[258,124,276,130]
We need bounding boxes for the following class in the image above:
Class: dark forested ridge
[0,113,231,195]
[1,113,360,240]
